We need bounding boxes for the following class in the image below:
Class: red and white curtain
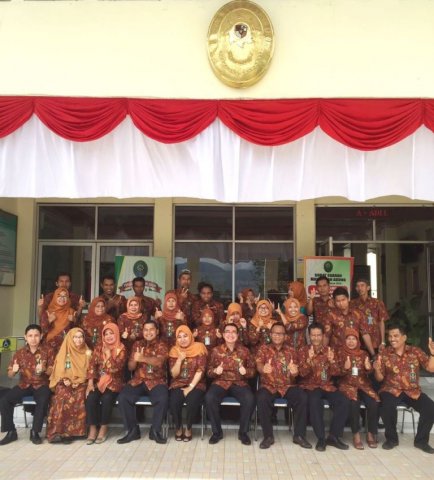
[1,97,434,201]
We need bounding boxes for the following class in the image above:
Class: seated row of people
[1,320,433,454]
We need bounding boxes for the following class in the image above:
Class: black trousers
[85,389,118,426]
[256,386,308,438]
[380,391,434,445]
[205,384,255,435]
[349,390,378,434]
[169,387,204,429]
[307,388,349,440]
[0,385,51,433]
[117,383,168,433]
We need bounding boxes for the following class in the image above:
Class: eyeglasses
[271,332,285,336]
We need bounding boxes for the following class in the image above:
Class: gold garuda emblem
[207,0,274,88]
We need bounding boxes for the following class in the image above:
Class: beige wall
[0,198,36,337]
[0,0,433,98]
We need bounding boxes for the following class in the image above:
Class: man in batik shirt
[0,324,54,445]
[324,287,375,356]
[205,324,255,445]
[306,275,334,325]
[99,275,126,320]
[350,278,389,352]
[374,324,434,453]
[117,319,169,444]
[298,322,350,452]
[256,323,311,449]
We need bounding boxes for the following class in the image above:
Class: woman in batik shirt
[277,298,308,349]
[155,292,186,347]
[118,297,147,355]
[46,327,91,443]
[41,288,77,354]
[81,297,113,348]
[247,300,276,354]
[337,328,379,449]
[169,325,208,441]
[85,323,126,444]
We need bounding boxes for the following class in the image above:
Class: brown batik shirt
[350,296,389,349]
[256,343,299,397]
[323,308,370,350]
[336,348,379,401]
[298,345,340,392]
[9,344,55,389]
[129,338,168,390]
[169,354,207,391]
[378,345,430,400]
[207,343,255,390]
[87,344,127,393]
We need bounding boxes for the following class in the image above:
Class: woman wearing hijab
[337,328,379,449]
[41,288,77,354]
[288,281,308,315]
[247,299,276,354]
[46,327,91,443]
[118,297,147,354]
[169,325,208,441]
[85,322,126,444]
[220,302,249,346]
[193,307,222,352]
[155,292,186,347]
[277,298,308,349]
[81,297,113,348]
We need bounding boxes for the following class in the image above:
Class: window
[37,204,153,302]
[174,205,294,306]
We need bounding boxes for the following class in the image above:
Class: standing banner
[304,256,354,298]
[115,256,166,302]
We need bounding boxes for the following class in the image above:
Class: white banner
[1,116,434,202]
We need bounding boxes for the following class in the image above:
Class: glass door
[37,243,95,304]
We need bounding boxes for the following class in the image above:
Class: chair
[398,404,416,436]
[254,397,293,441]
[202,396,247,440]
[22,396,36,428]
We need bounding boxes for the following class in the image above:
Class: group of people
[1,271,434,454]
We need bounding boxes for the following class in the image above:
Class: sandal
[175,430,184,441]
[367,433,378,449]
[183,430,192,442]
[353,433,364,450]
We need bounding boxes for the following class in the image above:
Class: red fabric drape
[1,96,434,150]
[128,99,217,143]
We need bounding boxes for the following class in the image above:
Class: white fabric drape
[1,116,434,202]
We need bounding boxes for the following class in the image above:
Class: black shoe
[238,432,251,446]
[0,430,17,446]
[117,426,140,444]
[30,430,42,445]
[259,436,274,449]
[149,428,167,444]
[62,437,73,445]
[293,435,312,449]
[414,442,434,454]
[315,438,326,452]
[326,435,349,450]
[382,439,399,450]
[209,432,223,445]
